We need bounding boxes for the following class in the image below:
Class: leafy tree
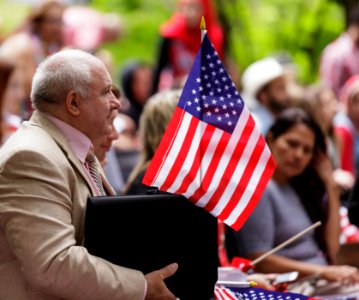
[216,0,345,84]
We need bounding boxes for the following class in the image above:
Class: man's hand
[144,263,178,300]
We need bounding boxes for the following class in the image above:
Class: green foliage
[0,0,345,84]
[91,0,175,81]
[0,2,29,35]
[217,0,344,83]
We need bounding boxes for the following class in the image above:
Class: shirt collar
[40,112,92,163]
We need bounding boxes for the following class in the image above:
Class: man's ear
[65,90,80,116]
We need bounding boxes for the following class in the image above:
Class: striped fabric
[143,34,276,230]
[86,150,106,196]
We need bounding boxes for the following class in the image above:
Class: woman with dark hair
[232,107,359,283]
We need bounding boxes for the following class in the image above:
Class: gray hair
[31,49,100,109]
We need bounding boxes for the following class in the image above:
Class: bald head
[31,49,104,111]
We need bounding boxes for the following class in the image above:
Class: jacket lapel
[29,111,99,197]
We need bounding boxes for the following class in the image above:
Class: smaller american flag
[214,286,318,300]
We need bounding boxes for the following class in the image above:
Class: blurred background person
[241,57,291,136]
[303,83,355,194]
[115,61,154,182]
[120,60,154,130]
[302,83,359,245]
[319,7,359,99]
[152,0,224,92]
[0,1,65,118]
[333,75,359,177]
[93,104,126,195]
[63,5,123,53]
[0,57,14,145]
[1,58,26,144]
[124,89,181,195]
[230,108,359,284]
[92,85,127,194]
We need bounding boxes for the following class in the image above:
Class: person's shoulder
[321,34,352,58]
[0,32,33,57]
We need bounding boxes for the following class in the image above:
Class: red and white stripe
[214,285,237,300]
[143,105,276,230]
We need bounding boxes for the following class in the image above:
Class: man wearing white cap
[241,57,291,136]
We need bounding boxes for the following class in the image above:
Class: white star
[212,99,217,104]
[206,54,211,59]
[214,107,220,113]
[201,66,206,71]
[209,62,214,68]
[206,111,212,116]
[194,97,199,103]
[192,89,196,94]
[222,104,227,110]
[217,88,222,93]
[196,77,201,83]
[230,102,234,107]
[217,116,222,121]
[228,121,233,126]
[196,106,201,111]
[187,101,192,106]
[225,112,230,118]
[206,83,212,88]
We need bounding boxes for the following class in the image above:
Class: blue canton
[177,34,244,134]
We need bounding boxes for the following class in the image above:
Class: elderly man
[0,49,177,300]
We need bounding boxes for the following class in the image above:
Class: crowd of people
[0,0,359,299]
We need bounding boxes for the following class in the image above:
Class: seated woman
[232,107,359,284]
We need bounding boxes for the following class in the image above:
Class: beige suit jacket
[0,111,145,300]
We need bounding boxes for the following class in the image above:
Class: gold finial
[200,16,206,30]
[248,281,258,287]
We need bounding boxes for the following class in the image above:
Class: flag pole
[216,280,257,288]
[200,16,206,42]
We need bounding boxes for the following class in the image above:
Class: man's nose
[111,95,121,110]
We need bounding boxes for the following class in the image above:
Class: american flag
[214,286,317,300]
[142,34,276,230]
